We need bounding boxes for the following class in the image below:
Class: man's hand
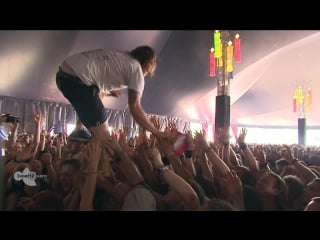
[99,90,121,99]
[107,90,121,97]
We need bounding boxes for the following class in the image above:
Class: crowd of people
[1,114,320,211]
[1,44,320,211]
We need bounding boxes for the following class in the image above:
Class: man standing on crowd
[56,45,164,143]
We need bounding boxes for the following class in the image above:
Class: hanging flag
[297,86,304,104]
[293,96,297,112]
[234,33,241,63]
[214,30,222,58]
[226,41,233,72]
[306,93,311,112]
[209,47,216,77]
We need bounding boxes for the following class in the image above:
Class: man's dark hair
[130,46,156,77]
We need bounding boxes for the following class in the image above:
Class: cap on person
[122,184,157,211]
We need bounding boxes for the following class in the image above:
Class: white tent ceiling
[0,30,319,128]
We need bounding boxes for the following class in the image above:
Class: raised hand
[16,143,36,162]
[209,142,219,154]
[149,116,161,147]
[193,131,209,153]
[218,170,244,210]
[33,114,41,126]
[135,129,149,150]
[83,139,102,168]
[145,147,164,169]
[186,131,194,151]
[41,152,53,167]
[10,121,19,131]
[254,146,266,164]
[107,132,122,154]
[157,136,175,157]
[118,126,131,151]
[237,128,247,144]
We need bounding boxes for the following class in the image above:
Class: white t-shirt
[64,49,145,96]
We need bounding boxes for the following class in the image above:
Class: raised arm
[148,150,200,211]
[32,114,41,158]
[194,132,230,176]
[79,139,101,211]
[283,145,317,185]
[8,121,19,148]
[236,128,259,173]
[128,89,161,139]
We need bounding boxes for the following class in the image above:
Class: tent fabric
[0,95,190,134]
[0,30,319,129]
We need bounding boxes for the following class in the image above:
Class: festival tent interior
[0,30,319,144]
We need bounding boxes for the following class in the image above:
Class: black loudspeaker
[298,118,306,145]
[215,95,230,133]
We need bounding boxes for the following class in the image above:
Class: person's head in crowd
[21,134,31,145]
[283,175,304,202]
[28,133,34,143]
[297,178,320,209]
[275,159,290,174]
[39,150,53,168]
[45,138,54,150]
[195,175,217,199]
[33,190,64,211]
[68,138,88,155]
[304,197,320,211]
[255,171,288,211]
[108,182,133,210]
[292,146,298,157]
[309,166,320,178]
[28,160,43,175]
[109,159,128,183]
[280,148,288,159]
[198,198,235,211]
[309,156,320,166]
[234,165,256,187]
[187,179,207,206]
[279,165,296,178]
[155,187,184,211]
[13,141,23,152]
[243,185,264,211]
[59,159,81,194]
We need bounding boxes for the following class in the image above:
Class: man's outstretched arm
[128,89,159,137]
